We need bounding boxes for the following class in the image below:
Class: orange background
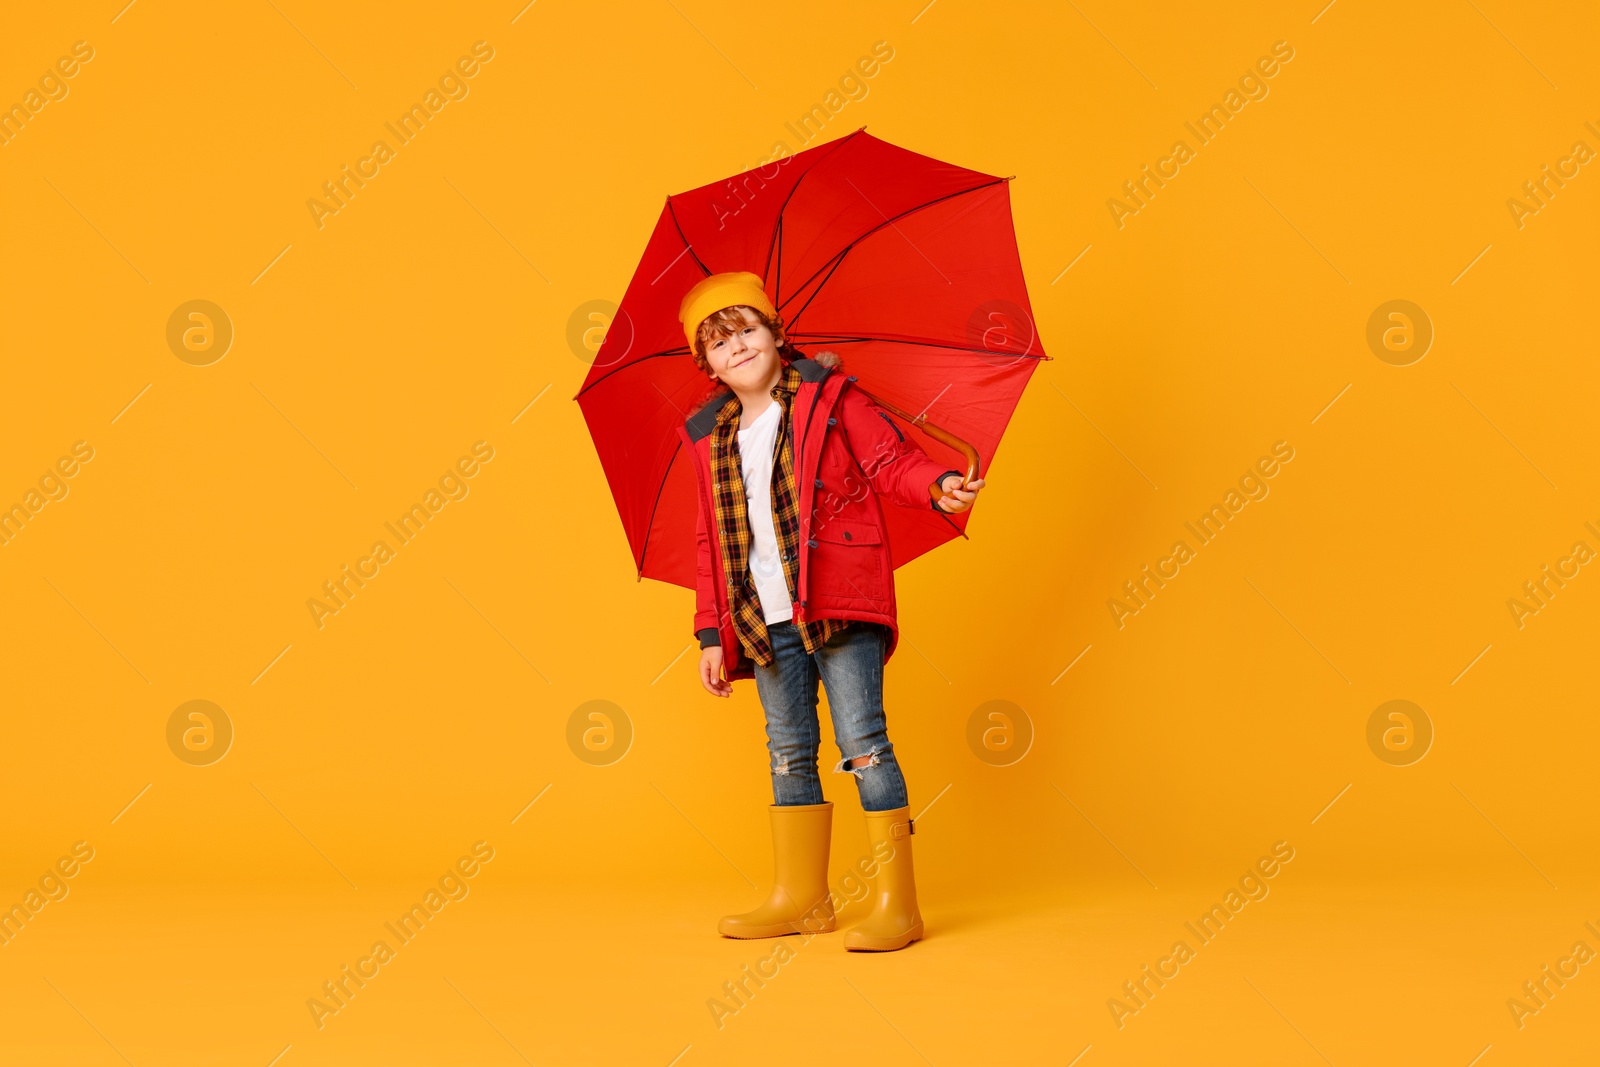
[1,1,1597,1064]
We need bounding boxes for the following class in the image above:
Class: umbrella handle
[855,389,981,505]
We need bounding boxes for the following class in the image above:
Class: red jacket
[676,354,961,683]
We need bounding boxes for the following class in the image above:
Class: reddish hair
[690,305,800,372]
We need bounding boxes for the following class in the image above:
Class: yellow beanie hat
[678,271,777,353]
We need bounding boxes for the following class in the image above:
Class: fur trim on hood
[686,350,841,418]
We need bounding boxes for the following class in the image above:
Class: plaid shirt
[709,361,851,667]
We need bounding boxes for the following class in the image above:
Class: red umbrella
[575,127,1048,590]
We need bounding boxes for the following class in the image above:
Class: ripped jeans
[750,619,909,812]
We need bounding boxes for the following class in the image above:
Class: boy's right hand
[699,646,732,697]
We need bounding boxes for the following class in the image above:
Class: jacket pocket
[808,520,886,602]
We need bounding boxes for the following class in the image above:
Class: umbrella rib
[787,333,1048,359]
[665,197,712,278]
[777,177,1010,324]
[588,135,869,404]
[785,251,851,329]
[766,128,868,303]
[575,331,1047,402]
[614,134,1018,584]
[574,346,693,399]
[767,216,783,299]
[584,143,1010,402]
[634,364,980,584]
[638,428,689,581]
[932,504,966,539]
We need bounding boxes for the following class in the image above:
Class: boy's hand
[936,474,986,513]
[699,646,732,697]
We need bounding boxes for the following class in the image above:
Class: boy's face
[702,307,782,392]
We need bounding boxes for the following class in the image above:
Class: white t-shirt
[736,400,795,624]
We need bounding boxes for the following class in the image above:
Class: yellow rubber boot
[718,802,837,939]
[843,806,923,951]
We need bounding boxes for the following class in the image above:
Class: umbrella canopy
[576,128,1048,590]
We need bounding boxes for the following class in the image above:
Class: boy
[675,271,983,952]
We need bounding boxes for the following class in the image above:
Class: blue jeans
[751,619,909,812]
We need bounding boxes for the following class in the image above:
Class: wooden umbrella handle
[855,389,981,505]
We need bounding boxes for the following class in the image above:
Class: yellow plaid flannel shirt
[708,361,851,666]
